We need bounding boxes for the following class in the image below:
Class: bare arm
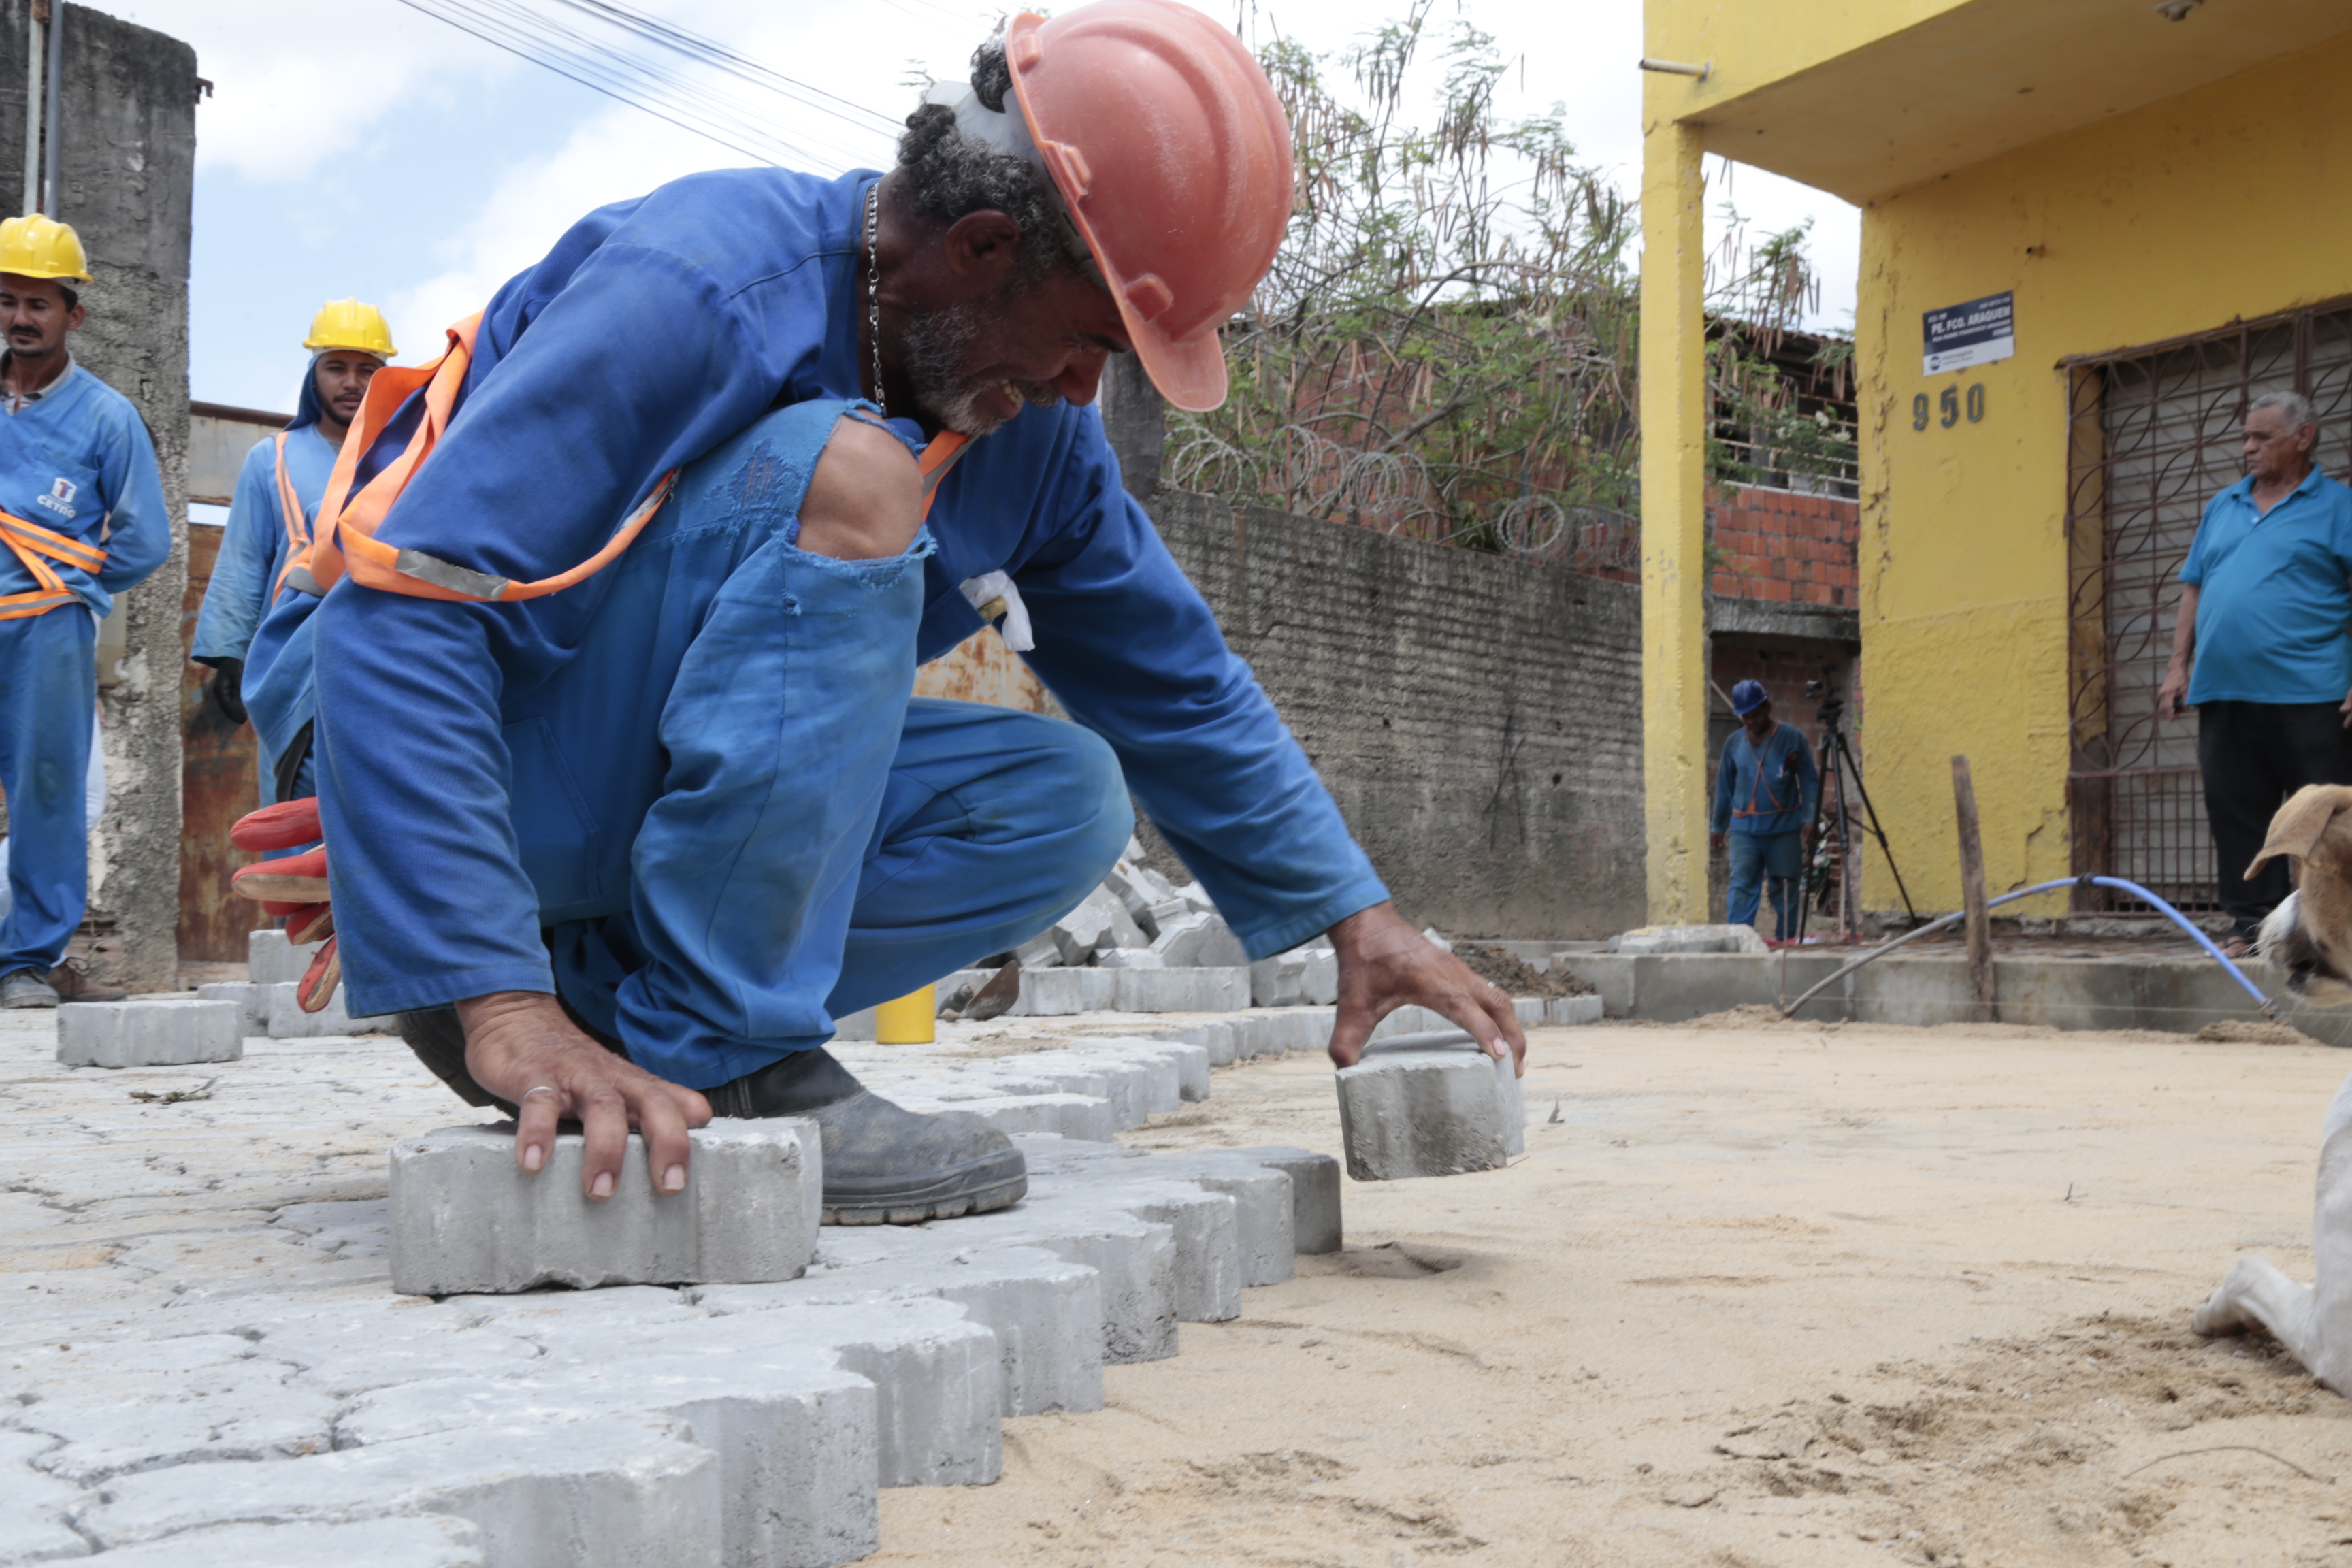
[2159,584,2199,715]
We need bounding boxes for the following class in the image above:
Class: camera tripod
[1793,686,1916,943]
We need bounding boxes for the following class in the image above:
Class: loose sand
[876,1017,2352,1567]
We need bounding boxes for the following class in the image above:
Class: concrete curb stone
[56,999,241,1068]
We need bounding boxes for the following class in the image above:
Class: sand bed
[877,1018,2352,1567]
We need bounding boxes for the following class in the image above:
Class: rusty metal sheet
[188,402,289,506]
[177,524,269,962]
[911,627,1060,714]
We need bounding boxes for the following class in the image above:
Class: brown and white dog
[2193,785,2352,1387]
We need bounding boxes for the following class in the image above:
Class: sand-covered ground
[877,1017,2352,1567]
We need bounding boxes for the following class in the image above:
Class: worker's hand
[2158,661,2189,716]
[1324,901,1526,1077]
[1801,826,1815,851]
[203,657,246,727]
[455,991,713,1200]
[1709,832,1727,856]
[2339,685,2352,730]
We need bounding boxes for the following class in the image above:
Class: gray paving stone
[1113,967,1250,1013]
[55,1000,240,1069]
[1336,1031,1522,1180]
[265,983,399,1039]
[1012,967,1117,1016]
[340,1346,877,1568]
[1018,1139,1294,1288]
[1546,994,1605,1025]
[1224,1146,1345,1254]
[10,1350,333,1484]
[1016,1173,1241,1324]
[249,928,324,986]
[388,1120,819,1296]
[877,1088,1116,1142]
[197,980,268,1037]
[233,1299,546,1397]
[527,1299,1000,1490]
[1077,1035,1209,1104]
[694,1243,1105,1418]
[90,1516,486,1567]
[78,1416,721,1567]
[0,1430,88,1566]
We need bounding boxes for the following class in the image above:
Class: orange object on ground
[1004,0,1294,411]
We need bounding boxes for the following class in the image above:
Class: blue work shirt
[291,165,1388,1029]
[0,357,169,617]
[2180,465,2352,706]
[192,366,338,664]
[1711,720,1820,838]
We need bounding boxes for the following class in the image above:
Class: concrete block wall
[0,2,198,989]
[1145,490,1646,939]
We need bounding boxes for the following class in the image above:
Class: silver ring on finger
[520,1085,561,1103]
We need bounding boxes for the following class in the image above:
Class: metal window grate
[2064,299,2352,911]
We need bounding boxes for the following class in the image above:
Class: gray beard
[902,297,1062,438]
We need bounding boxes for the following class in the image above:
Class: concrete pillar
[1638,117,1709,927]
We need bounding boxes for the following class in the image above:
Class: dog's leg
[2193,1254,2316,1345]
[2196,1069,2352,1392]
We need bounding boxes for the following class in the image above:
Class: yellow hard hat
[0,214,93,284]
[304,298,395,358]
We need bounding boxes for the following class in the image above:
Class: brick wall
[1710,485,1860,608]
[1141,489,1648,939]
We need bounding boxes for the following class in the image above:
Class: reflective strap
[267,430,312,600]
[0,508,105,620]
[917,430,970,519]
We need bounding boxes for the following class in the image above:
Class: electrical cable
[1778,873,2279,1021]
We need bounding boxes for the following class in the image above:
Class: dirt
[1453,941,1595,998]
[875,1018,2352,1567]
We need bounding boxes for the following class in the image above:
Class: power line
[395,0,913,174]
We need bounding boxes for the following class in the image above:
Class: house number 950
[1914,385,1987,429]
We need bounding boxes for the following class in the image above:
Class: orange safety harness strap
[292,312,976,606]
[267,430,312,600]
[0,508,105,621]
[1730,721,1799,821]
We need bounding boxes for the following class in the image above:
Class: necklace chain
[864,183,885,420]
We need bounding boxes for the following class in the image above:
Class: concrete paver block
[80,1416,721,1566]
[266,981,399,1039]
[1336,1030,1522,1180]
[1149,909,1247,968]
[1612,922,1768,955]
[879,1088,1117,1142]
[340,1349,878,1568]
[90,1517,487,1568]
[1545,994,1604,1025]
[197,979,268,1036]
[1114,966,1250,1013]
[56,999,241,1069]
[1014,966,1117,1016]
[1226,1145,1344,1254]
[12,1350,335,1484]
[248,927,324,985]
[1020,1138,1295,1288]
[388,1119,819,1295]
[0,1431,88,1566]
[696,1243,1105,1418]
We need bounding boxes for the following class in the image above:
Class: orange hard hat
[1003,0,1293,412]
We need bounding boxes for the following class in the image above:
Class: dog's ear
[2249,785,2352,876]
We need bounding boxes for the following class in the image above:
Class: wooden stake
[1951,755,1996,1023]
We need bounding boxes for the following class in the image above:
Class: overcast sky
[113,0,1860,415]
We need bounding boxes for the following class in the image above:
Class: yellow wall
[1854,31,2352,912]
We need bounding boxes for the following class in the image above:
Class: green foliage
[1166,8,1855,561]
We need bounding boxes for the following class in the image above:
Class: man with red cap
[250,2,1523,1223]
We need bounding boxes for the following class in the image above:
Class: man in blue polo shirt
[2159,389,2352,951]
[1709,681,1819,941]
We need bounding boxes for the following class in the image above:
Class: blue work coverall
[1711,720,1820,940]
[0,359,169,976]
[192,366,338,802]
[286,167,1389,1088]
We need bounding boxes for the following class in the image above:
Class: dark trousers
[2198,700,2352,933]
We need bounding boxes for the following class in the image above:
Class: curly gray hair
[896,39,1077,287]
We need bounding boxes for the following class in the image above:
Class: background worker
[276,2,1524,1220]
[2159,389,2352,955]
[0,215,169,1009]
[191,301,392,801]
[1709,680,1820,942]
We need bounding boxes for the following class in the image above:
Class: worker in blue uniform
[191,301,393,802]
[1709,680,1822,943]
[0,215,170,1009]
[260,7,1526,1222]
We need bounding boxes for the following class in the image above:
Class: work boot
[47,958,127,1004]
[1,968,58,1009]
[709,1047,1027,1225]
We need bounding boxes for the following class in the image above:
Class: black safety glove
[204,656,247,727]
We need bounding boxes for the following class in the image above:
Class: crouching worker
[240,1,1525,1224]
[1709,681,1820,943]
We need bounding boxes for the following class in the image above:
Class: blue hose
[1779,872,2278,1019]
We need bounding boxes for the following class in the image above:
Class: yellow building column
[1639,117,1709,926]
